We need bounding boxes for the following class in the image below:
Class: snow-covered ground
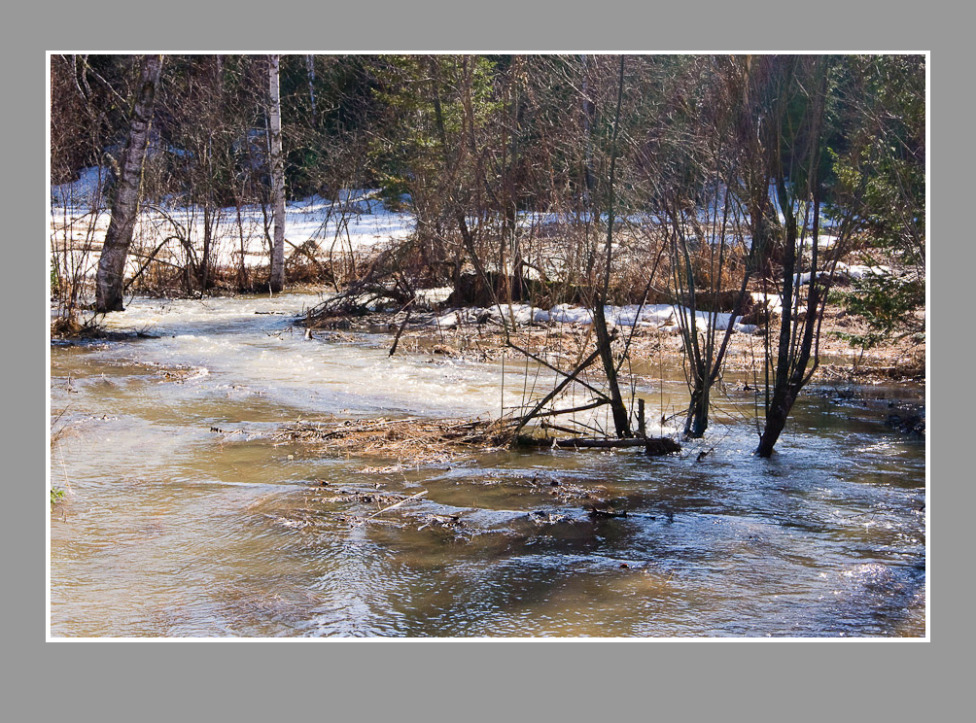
[50,170,417,279]
[51,170,844,287]
[794,261,893,287]
[434,301,758,335]
[51,172,785,335]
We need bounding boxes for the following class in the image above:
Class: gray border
[17,0,963,718]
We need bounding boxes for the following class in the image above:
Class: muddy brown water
[49,294,926,637]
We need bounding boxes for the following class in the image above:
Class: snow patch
[433,301,759,334]
[51,166,108,207]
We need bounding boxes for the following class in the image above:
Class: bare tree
[94,54,163,312]
[649,57,761,438]
[50,56,112,326]
[754,56,832,457]
[509,56,638,441]
[590,55,632,438]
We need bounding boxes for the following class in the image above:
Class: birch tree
[94,54,163,312]
[267,54,286,293]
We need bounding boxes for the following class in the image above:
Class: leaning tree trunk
[95,54,163,312]
[267,54,286,294]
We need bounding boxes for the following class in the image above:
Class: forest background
[50,53,925,455]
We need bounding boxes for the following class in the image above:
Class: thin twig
[365,490,428,519]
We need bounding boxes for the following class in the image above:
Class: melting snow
[434,301,757,334]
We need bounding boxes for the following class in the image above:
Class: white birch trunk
[267,54,286,293]
[95,54,163,312]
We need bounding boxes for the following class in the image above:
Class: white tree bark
[95,54,163,312]
[267,54,286,293]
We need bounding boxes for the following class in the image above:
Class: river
[49,292,926,638]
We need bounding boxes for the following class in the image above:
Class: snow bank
[794,262,893,286]
[840,262,892,280]
[50,181,417,271]
[434,301,758,334]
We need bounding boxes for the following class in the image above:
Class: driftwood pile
[276,414,681,465]
[276,416,513,464]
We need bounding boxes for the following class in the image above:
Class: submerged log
[518,436,681,455]
[553,438,649,448]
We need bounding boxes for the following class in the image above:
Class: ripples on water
[49,295,926,638]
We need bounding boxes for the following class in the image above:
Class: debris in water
[275,416,512,464]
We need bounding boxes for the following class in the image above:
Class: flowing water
[49,293,926,638]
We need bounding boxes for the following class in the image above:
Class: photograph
[47,52,927,639]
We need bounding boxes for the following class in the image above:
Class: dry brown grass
[275,416,515,465]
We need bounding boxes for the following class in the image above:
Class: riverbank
[301,297,925,385]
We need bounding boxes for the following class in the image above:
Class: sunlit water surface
[50,294,926,637]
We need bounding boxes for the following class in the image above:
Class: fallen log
[518,436,681,455]
[554,438,650,448]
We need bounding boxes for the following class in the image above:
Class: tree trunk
[305,54,317,123]
[755,57,830,458]
[756,384,798,457]
[684,381,710,438]
[593,56,631,439]
[94,55,163,312]
[267,54,286,293]
[426,57,496,313]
